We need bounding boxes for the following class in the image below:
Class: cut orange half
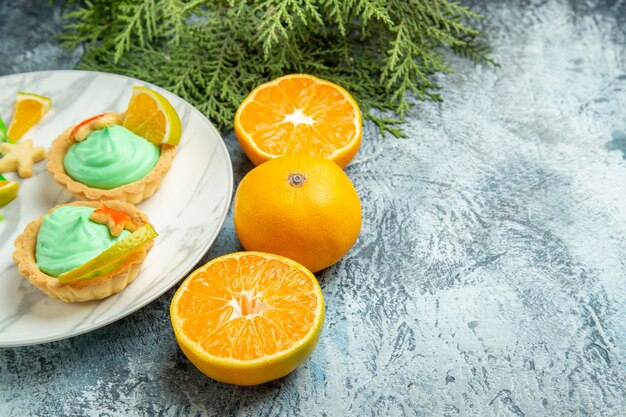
[170,251,325,386]
[234,74,362,168]
[57,224,158,283]
[7,92,52,143]
[123,86,182,146]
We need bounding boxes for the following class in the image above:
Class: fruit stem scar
[288,173,307,187]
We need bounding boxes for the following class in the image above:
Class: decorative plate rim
[0,70,233,347]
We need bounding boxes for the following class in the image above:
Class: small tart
[46,112,176,204]
[13,200,155,303]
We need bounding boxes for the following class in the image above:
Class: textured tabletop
[1,1,625,416]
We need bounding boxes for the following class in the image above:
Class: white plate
[0,70,233,347]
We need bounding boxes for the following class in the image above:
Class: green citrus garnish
[0,116,8,142]
[57,223,158,283]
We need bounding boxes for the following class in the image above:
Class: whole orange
[234,155,362,272]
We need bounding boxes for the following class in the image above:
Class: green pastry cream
[63,125,160,189]
[36,206,130,278]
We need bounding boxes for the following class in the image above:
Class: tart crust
[13,200,155,303]
[46,112,176,205]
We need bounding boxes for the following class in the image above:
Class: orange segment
[122,86,182,146]
[7,92,52,142]
[235,74,362,168]
[170,251,325,386]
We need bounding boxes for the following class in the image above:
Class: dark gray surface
[1,0,626,416]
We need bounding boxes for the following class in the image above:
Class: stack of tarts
[12,86,182,303]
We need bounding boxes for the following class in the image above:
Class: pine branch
[60,0,496,137]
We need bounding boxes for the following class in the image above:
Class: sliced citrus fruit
[57,223,158,283]
[234,74,362,168]
[0,174,19,208]
[170,251,325,386]
[7,92,52,143]
[122,86,182,146]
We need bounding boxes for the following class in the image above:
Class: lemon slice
[123,86,182,146]
[0,175,19,208]
[7,92,52,143]
[58,224,158,283]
